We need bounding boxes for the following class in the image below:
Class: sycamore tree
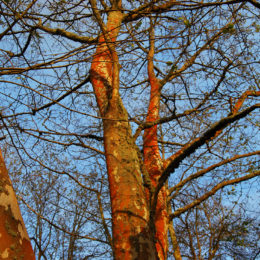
[0,0,259,259]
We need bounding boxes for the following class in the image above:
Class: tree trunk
[90,8,159,260]
[143,22,168,259]
[103,105,158,259]
[0,150,35,260]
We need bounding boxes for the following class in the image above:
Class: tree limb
[149,104,259,213]
[168,150,260,200]
[169,170,260,220]
[35,21,97,44]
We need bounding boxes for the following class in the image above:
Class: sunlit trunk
[90,8,159,259]
[143,23,168,259]
[0,150,35,259]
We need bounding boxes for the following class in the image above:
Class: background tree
[170,187,260,259]
[0,0,259,259]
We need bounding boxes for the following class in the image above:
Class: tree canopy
[0,0,259,259]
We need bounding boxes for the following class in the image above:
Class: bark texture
[143,23,168,260]
[0,150,35,260]
[90,8,159,260]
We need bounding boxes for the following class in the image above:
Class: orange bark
[143,77,168,259]
[214,90,260,139]
[232,90,260,114]
[90,5,169,259]
[90,8,158,260]
[0,150,35,260]
[143,24,168,260]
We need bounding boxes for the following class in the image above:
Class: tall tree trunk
[90,7,158,260]
[143,22,168,260]
[0,150,35,260]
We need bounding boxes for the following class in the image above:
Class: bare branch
[35,21,97,44]
[168,150,260,200]
[169,170,260,220]
[18,195,108,244]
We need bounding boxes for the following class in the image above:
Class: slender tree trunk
[168,221,182,260]
[0,150,35,260]
[143,21,168,259]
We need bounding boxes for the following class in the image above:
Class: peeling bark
[90,7,158,259]
[0,150,35,260]
[103,112,157,259]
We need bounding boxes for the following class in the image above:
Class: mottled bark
[168,223,182,260]
[103,109,157,259]
[90,7,158,260]
[0,150,35,260]
[143,23,168,260]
